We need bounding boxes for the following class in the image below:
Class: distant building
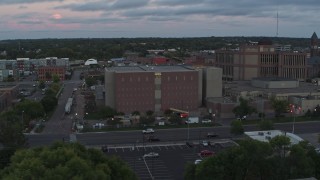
[310,32,319,57]
[38,66,65,81]
[215,38,308,81]
[84,59,98,66]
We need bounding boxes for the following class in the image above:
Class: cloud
[56,0,149,11]
[0,0,63,5]
[18,20,43,24]
[51,13,62,20]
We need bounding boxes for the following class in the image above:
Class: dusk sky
[0,0,319,40]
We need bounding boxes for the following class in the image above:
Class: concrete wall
[251,79,299,88]
[104,70,115,109]
[204,67,222,98]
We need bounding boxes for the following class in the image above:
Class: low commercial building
[245,130,304,145]
[207,78,320,118]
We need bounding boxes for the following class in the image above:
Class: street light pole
[292,114,295,134]
[187,122,190,141]
[21,110,24,125]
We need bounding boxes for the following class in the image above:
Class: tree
[131,110,140,116]
[232,97,257,119]
[98,106,116,118]
[85,76,96,87]
[45,72,52,81]
[49,83,61,94]
[185,139,274,180]
[0,110,27,148]
[6,75,15,82]
[269,135,291,158]
[258,120,274,130]
[230,120,244,135]
[287,144,316,178]
[271,98,289,117]
[168,113,182,125]
[52,74,60,83]
[164,109,173,117]
[39,80,45,89]
[146,110,154,117]
[139,116,155,125]
[0,142,137,180]
[41,95,58,113]
[14,99,45,125]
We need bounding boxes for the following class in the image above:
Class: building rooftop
[225,81,320,94]
[245,130,304,145]
[106,65,197,72]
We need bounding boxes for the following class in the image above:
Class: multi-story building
[105,65,202,114]
[105,65,222,114]
[310,32,319,57]
[38,66,66,81]
[215,38,308,81]
[0,57,70,81]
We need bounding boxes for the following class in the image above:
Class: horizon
[0,1,319,40]
[0,35,313,41]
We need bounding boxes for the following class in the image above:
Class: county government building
[105,65,222,114]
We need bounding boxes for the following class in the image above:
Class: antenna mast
[276,10,279,37]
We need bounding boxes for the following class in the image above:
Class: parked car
[143,152,159,158]
[186,141,194,148]
[148,136,160,142]
[201,119,212,123]
[194,159,202,165]
[202,140,209,147]
[101,145,108,152]
[142,128,155,134]
[237,115,247,120]
[207,132,218,138]
[200,150,214,157]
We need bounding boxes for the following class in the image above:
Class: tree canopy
[232,97,257,119]
[0,110,27,148]
[185,139,320,180]
[0,142,138,180]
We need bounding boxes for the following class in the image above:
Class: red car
[200,150,214,157]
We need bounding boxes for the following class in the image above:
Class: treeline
[0,36,310,60]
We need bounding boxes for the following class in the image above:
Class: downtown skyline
[0,0,319,40]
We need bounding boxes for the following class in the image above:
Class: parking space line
[158,146,161,150]
[165,146,168,150]
[179,145,183,149]
[114,148,117,152]
[171,145,176,150]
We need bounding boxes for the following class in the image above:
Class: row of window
[120,75,195,82]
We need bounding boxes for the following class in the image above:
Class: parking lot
[104,140,238,180]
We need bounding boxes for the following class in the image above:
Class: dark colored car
[186,141,194,148]
[206,132,218,138]
[101,145,108,152]
[148,137,160,142]
[200,150,215,157]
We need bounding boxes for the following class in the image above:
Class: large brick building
[215,39,308,81]
[105,66,222,114]
[105,66,202,114]
[38,66,66,81]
